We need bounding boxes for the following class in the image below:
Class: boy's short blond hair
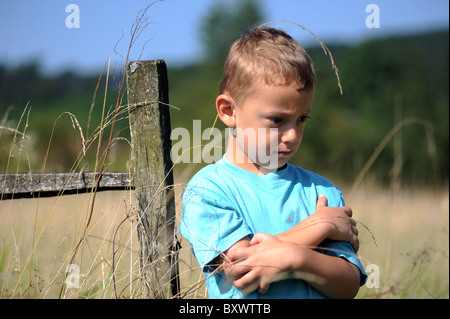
[220,26,316,105]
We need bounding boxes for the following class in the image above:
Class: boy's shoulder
[185,160,224,186]
[182,159,231,200]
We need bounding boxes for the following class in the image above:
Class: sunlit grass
[1,180,448,299]
[350,183,449,299]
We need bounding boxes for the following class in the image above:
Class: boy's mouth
[278,150,293,157]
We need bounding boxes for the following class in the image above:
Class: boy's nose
[281,126,301,144]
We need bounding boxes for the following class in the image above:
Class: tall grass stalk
[1,7,447,299]
[347,117,435,203]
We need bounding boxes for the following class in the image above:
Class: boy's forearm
[291,246,361,299]
[275,221,329,248]
[275,204,359,253]
[223,234,361,298]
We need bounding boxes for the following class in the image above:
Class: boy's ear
[216,93,236,127]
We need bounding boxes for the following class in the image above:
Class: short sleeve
[179,182,252,270]
[312,187,367,286]
[316,240,368,286]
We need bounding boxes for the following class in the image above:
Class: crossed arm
[219,195,362,299]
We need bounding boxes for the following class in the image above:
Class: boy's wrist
[276,218,330,247]
[316,221,332,244]
[288,245,308,272]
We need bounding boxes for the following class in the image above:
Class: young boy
[179,27,367,299]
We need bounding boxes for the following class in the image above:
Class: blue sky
[0,0,448,75]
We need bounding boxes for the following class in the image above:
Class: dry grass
[0,191,138,298]
[0,181,209,299]
[0,91,447,299]
[1,179,448,299]
[348,182,449,299]
[0,5,447,299]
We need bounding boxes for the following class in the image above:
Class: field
[345,182,448,298]
[0,0,448,301]
[1,175,448,299]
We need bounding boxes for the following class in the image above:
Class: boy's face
[232,80,314,174]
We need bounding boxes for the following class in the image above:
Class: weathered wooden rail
[0,172,132,199]
[0,60,180,299]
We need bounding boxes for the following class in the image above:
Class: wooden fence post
[126,60,179,299]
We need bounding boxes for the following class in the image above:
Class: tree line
[0,0,448,187]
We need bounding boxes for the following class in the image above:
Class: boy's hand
[224,231,361,298]
[225,233,302,294]
[221,195,360,294]
[277,195,359,252]
[312,195,359,251]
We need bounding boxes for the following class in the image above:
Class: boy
[179,27,367,299]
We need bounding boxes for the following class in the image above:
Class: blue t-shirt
[179,156,367,299]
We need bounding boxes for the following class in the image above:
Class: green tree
[200,0,265,63]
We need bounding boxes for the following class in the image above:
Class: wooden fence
[0,60,180,299]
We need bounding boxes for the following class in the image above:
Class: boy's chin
[257,160,287,174]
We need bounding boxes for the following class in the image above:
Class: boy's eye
[270,117,283,124]
[298,115,311,123]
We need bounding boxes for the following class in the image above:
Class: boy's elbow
[344,283,359,299]
[342,263,362,299]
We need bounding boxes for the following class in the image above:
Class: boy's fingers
[353,224,359,235]
[228,245,257,263]
[352,235,360,252]
[316,194,328,208]
[258,282,270,294]
[344,207,353,217]
[226,255,254,281]
[249,233,263,245]
[232,270,259,292]
[250,232,271,245]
